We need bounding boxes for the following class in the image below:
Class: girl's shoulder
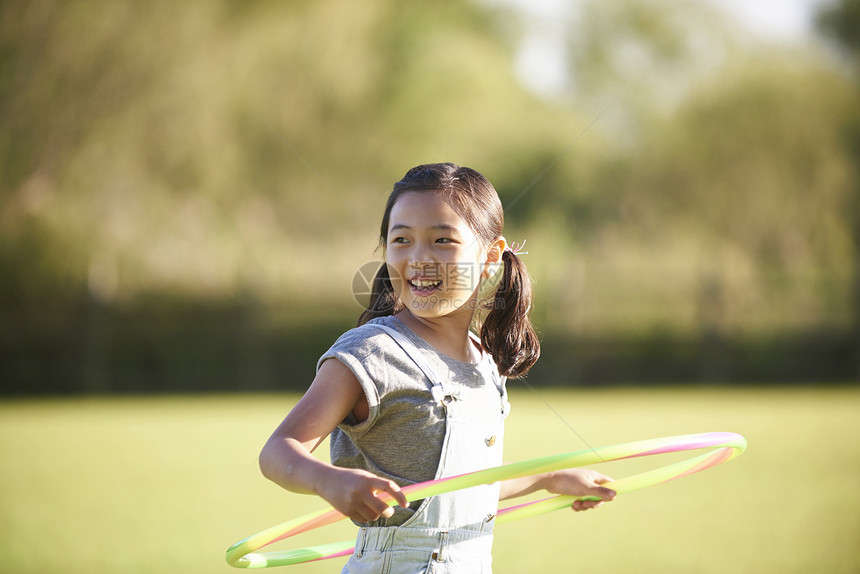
[325,316,406,360]
[318,317,430,391]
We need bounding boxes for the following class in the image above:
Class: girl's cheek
[386,264,404,289]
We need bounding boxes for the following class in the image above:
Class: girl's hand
[317,467,408,523]
[546,468,617,512]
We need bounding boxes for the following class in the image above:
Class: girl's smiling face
[386,191,493,320]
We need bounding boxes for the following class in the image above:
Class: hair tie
[506,240,528,256]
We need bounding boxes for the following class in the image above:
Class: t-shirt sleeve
[316,325,388,436]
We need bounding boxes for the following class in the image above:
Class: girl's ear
[483,236,507,278]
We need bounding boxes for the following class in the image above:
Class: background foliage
[2,0,859,392]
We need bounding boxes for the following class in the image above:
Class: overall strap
[367,324,454,405]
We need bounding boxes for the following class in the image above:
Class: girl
[259,163,615,573]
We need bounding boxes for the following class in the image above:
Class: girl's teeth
[411,280,441,288]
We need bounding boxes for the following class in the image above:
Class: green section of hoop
[226,432,747,568]
[230,541,354,569]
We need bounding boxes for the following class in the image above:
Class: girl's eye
[436,238,454,244]
[391,237,409,244]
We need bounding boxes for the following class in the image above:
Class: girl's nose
[408,243,437,267]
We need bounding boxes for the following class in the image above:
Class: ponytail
[480,249,540,378]
[357,263,402,327]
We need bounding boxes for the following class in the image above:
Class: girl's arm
[259,358,408,523]
[499,469,616,511]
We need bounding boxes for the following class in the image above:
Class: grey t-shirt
[317,315,507,526]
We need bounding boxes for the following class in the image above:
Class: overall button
[485,435,496,447]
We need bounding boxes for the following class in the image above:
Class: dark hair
[358,162,540,378]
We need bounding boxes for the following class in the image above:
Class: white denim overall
[342,324,509,574]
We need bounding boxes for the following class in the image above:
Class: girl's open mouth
[408,278,443,295]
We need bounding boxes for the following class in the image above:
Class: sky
[716,0,831,38]
[488,0,835,96]
[494,0,831,36]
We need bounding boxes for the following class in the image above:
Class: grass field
[1,386,858,573]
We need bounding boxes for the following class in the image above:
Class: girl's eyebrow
[389,223,460,232]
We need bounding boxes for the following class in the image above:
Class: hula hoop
[226,431,746,568]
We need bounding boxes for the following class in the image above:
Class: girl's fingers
[568,470,617,512]
[572,499,605,512]
[593,485,616,500]
[594,472,614,484]
[372,479,408,509]
[588,472,616,500]
[389,482,408,508]
[359,478,407,521]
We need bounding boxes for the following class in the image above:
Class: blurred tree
[2,0,858,392]
[0,0,568,314]
[518,0,858,342]
[564,0,734,130]
[817,0,860,62]
[632,60,855,330]
[816,0,860,376]
[0,0,580,392]
[518,0,740,251]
